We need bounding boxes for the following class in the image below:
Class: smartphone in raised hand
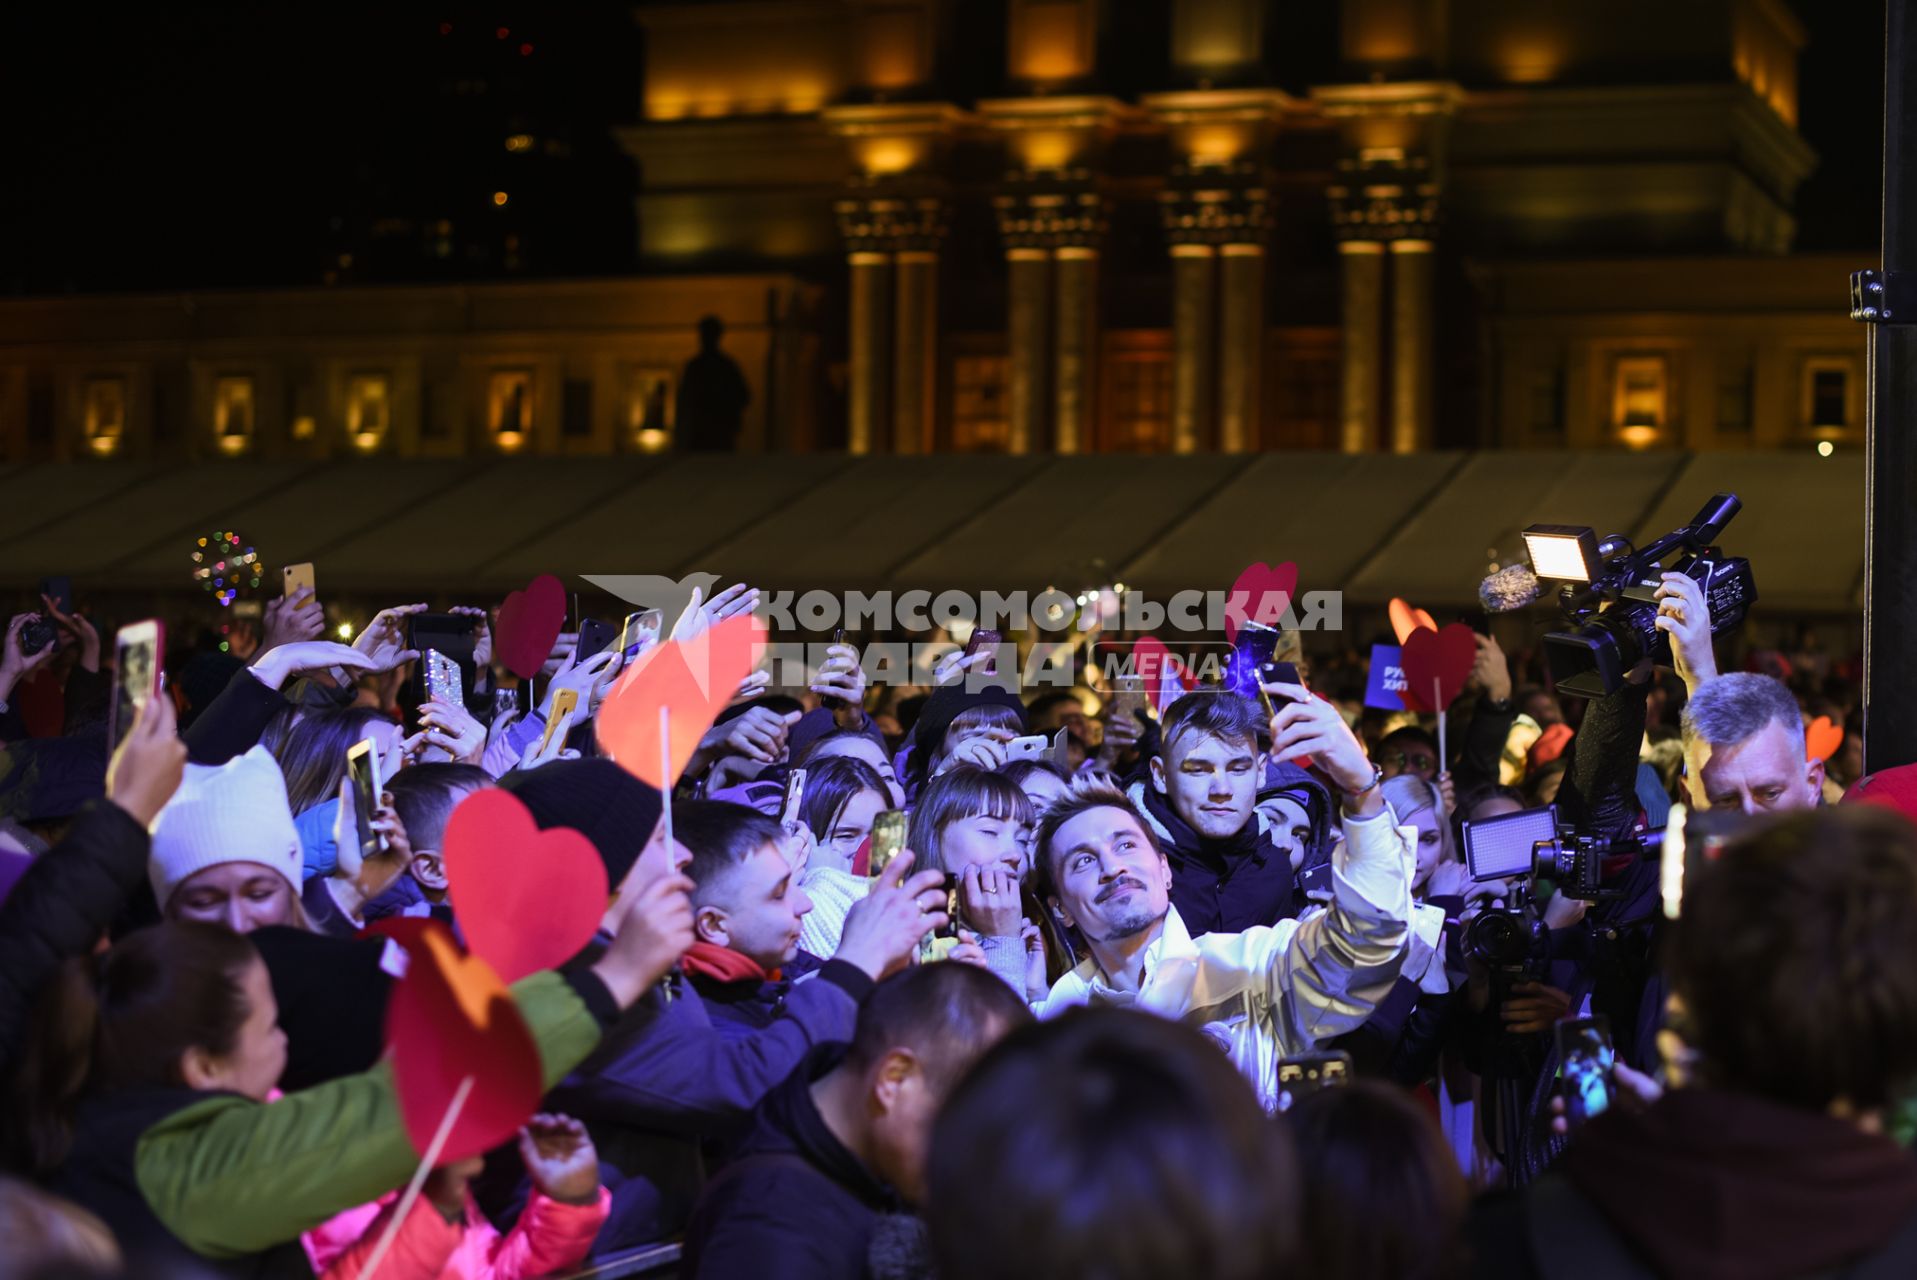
[962,627,1002,678]
[108,620,164,753]
[345,737,384,865]
[423,649,464,708]
[535,688,580,761]
[1005,734,1051,763]
[620,609,664,661]
[868,809,908,880]
[1557,1016,1617,1129]
[282,563,316,600]
[573,617,619,666]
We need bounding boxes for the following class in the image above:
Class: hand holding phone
[867,809,908,881]
[1557,1016,1617,1129]
[108,620,165,753]
[343,738,385,869]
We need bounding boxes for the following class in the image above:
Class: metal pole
[1859,0,1917,773]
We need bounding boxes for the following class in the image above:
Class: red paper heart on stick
[597,613,766,788]
[1400,623,1477,714]
[495,574,568,681]
[1132,637,1193,714]
[444,789,608,983]
[380,920,544,1163]
[1224,562,1299,642]
[1806,716,1844,764]
[1389,598,1439,646]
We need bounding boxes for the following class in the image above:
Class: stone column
[893,248,938,454]
[1006,248,1051,455]
[1338,242,1385,453]
[1390,238,1435,453]
[1217,243,1266,452]
[1052,246,1098,454]
[1169,243,1217,453]
[847,250,893,455]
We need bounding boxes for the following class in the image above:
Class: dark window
[1528,366,1565,436]
[1811,368,1848,428]
[562,378,593,437]
[1717,364,1752,433]
[26,373,52,445]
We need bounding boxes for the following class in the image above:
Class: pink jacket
[304,1186,610,1280]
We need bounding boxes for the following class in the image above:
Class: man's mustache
[1096,876,1148,904]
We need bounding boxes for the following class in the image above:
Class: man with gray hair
[1680,672,1822,813]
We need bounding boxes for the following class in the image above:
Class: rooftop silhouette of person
[675,315,750,452]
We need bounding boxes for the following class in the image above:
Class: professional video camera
[1523,492,1756,697]
[1458,805,1636,971]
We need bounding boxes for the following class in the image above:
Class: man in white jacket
[1034,683,1414,1110]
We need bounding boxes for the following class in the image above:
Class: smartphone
[868,809,908,880]
[422,649,464,709]
[573,617,619,666]
[821,626,850,711]
[39,576,73,615]
[1109,673,1147,726]
[1557,1016,1617,1129]
[619,609,664,660]
[1275,1050,1353,1112]
[1005,733,1051,763]
[345,738,384,865]
[1463,804,1559,883]
[535,688,579,761]
[962,627,1002,677]
[108,620,164,752]
[781,768,807,828]
[406,614,479,714]
[916,873,962,964]
[282,562,316,600]
[1255,659,1301,720]
[1225,622,1281,700]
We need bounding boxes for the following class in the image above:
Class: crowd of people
[1,562,1915,1280]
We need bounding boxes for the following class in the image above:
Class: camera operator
[1467,569,1727,1186]
[1470,805,1917,1279]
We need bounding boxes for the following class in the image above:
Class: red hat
[1844,763,1917,821]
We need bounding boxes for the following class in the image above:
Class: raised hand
[1266,682,1379,815]
[353,603,427,673]
[450,606,493,668]
[418,698,486,765]
[40,593,101,673]
[1653,571,1719,691]
[250,642,380,692]
[518,1114,601,1206]
[592,870,697,1007]
[959,862,1023,936]
[671,582,759,644]
[835,849,948,980]
[106,694,188,828]
[0,614,57,698]
[262,587,325,655]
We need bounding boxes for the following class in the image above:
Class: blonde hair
[1381,773,1457,865]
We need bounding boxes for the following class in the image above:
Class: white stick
[1435,678,1448,772]
[358,1074,474,1280]
[659,705,674,854]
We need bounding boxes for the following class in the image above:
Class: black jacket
[681,1049,904,1280]
[183,667,292,766]
[0,800,147,1090]
[1133,783,1298,936]
[1467,1090,1917,1280]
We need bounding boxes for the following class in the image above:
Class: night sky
[0,2,1885,297]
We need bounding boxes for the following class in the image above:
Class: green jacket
[133,969,602,1261]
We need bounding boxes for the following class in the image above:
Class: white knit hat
[149,745,304,911]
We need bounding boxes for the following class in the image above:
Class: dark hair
[797,728,890,766]
[1026,691,1084,723]
[1378,724,1439,756]
[927,1007,1298,1280]
[848,962,1031,1093]
[1031,777,1158,901]
[908,767,1032,878]
[797,756,888,844]
[273,706,392,815]
[1670,805,1917,1112]
[13,923,259,1174]
[1458,782,1526,818]
[675,800,787,908]
[1160,692,1265,758]
[1000,757,1070,790]
[1287,1081,1469,1280]
[385,763,495,852]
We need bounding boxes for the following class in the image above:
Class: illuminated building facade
[0,0,1859,461]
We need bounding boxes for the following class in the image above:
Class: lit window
[505,134,534,152]
[1107,354,1173,452]
[489,369,533,450]
[626,368,674,453]
[214,376,255,455]
[952,357,1011,452]
[82,376,126,457]
[345,373,391,452]
[1610,355,1668,447]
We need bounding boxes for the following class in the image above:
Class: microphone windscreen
[1480,565,1542,613]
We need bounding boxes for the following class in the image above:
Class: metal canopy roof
[0,451,1865,612]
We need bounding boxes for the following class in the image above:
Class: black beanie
[499,758,664,888]
[910,685,1028,771]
